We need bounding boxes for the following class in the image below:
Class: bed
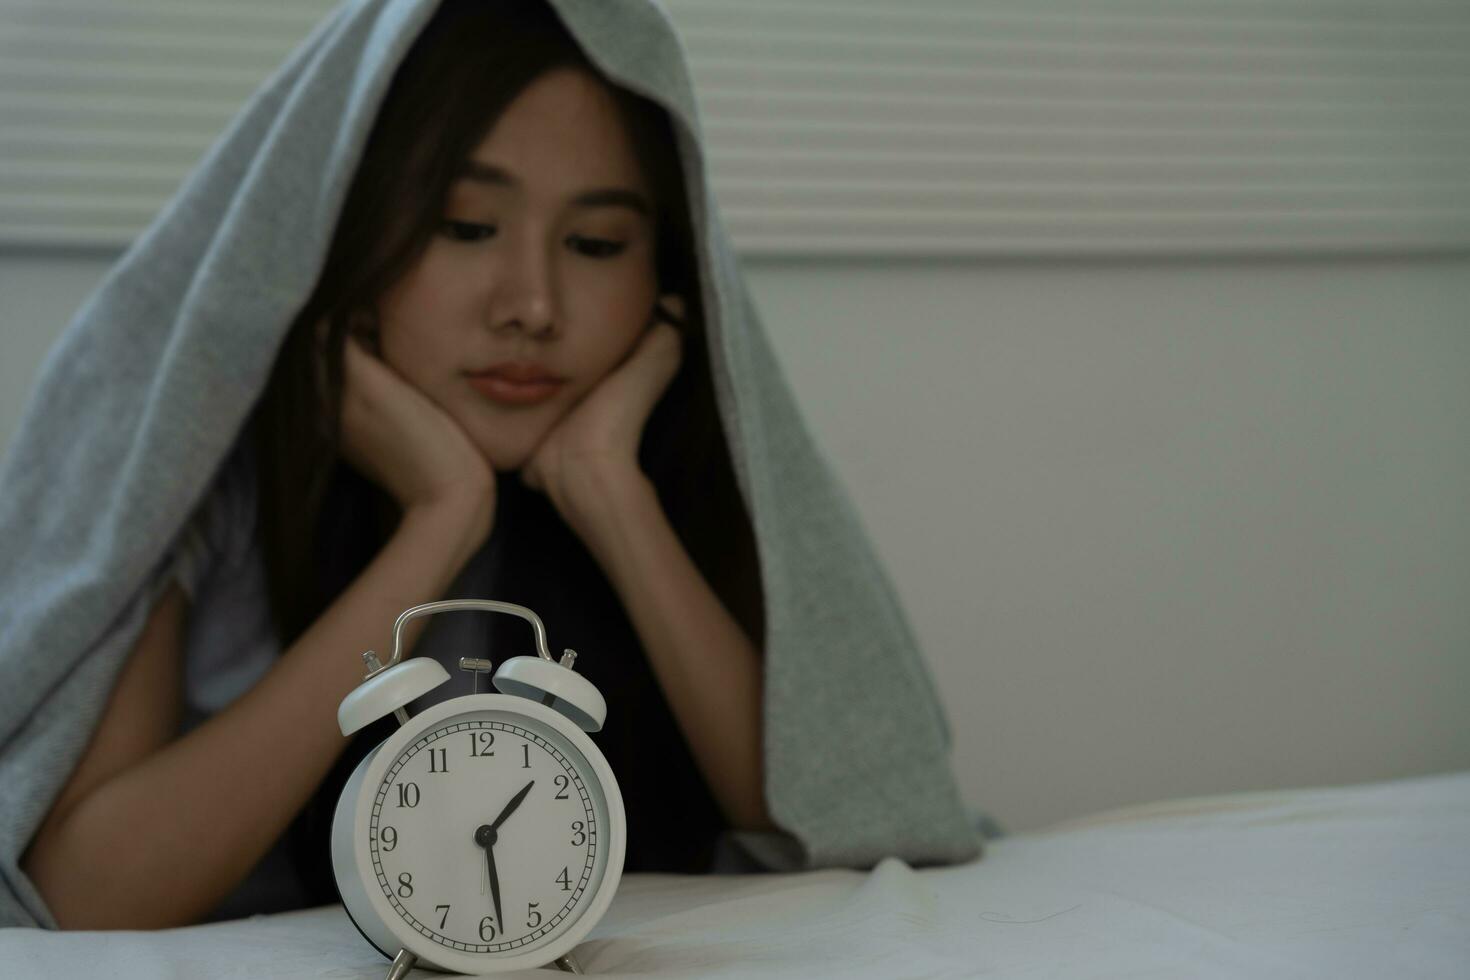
[4,768,1466,978]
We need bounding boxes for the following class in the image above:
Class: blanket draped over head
[0,0,982,928]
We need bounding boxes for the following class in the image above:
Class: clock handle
[381,599,558,670]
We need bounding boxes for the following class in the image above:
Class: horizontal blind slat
[3,0,1468,256]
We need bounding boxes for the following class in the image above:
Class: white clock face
[364,707,609,957]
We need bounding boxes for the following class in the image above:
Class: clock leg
[552,950,584,974]
[385,948,417,980]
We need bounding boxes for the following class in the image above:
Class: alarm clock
[331,599,626,978]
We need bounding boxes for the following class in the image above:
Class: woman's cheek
[560,312,641,385]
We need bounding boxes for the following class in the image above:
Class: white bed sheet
[5,769,1467,978]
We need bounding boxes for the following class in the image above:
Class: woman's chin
[460,405,566,476]
[473,433,543,476]
[484,447,535,475]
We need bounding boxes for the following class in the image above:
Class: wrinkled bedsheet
[4,769,1466,978]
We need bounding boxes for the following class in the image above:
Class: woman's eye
[442,220,496,242]
[568,235,626,258]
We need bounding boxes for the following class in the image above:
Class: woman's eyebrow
[456,159,651,216]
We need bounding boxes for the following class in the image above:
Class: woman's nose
[487,239,558,340]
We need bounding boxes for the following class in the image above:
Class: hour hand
[489,779,535,832]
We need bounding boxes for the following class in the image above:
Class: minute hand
[485,845,503,929]
[490,780,535,832]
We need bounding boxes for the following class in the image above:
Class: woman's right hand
[329,324,495,543]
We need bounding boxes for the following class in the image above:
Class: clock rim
[339,693,626,973]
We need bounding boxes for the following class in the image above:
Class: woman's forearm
[25,500,487,930]
[554,467,774,833]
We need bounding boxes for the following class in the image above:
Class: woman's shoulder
[170,437,260,601]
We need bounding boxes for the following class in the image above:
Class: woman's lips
[465,363,566,406]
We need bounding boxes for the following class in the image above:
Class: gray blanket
[0,0,982,928]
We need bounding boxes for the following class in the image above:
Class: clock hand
[489,779,535,832]
[474,824,504,935]
[470,780,534,940]
[486,839,504,932]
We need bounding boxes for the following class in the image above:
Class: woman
[0,0,983,931]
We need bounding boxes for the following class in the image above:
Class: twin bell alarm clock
[331,599,626,978]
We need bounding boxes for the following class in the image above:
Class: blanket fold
[0,0,982,928]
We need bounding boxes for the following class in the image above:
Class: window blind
[3,0,1468,256]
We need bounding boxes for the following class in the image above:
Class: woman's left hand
[521,294,685,511]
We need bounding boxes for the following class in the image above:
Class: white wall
[743,253,1470,832]
[6,249,1468,833]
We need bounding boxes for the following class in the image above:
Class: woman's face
[377,66,660,471]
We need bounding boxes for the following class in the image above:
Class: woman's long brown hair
[250,0,763,656]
